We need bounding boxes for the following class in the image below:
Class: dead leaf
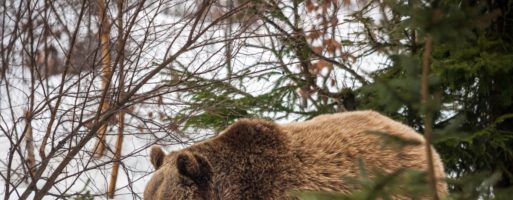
[306,0,316,12]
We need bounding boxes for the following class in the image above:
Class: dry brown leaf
[341,52,357,63]
[321,0,331,10]
[298,87,312,98]
[310,62,321,74]
[317,59,333,70]
[157,95,164,106]
[307,29,323,40]
[312,46,324,54]
[330,77,336,86]
[168,123,179,132]
[306,0,316,12]
[330,17,338,27]
[324,39,342,54]
[343,0,352,6]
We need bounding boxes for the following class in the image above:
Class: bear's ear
[220,119,285,149]
[176,151,212,184]
[150,145,166,170]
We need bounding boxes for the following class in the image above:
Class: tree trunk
[93,0,112,158]
[225,0,233,83]
[421,35,439,200]
[24,110,36,178]
[108,0,125,197]
[108,111,124,198]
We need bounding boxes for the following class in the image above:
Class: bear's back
[279,111,447,197]
[282,111,425,145]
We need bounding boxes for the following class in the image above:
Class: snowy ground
[0,1,385,199]
[0,68,169,199]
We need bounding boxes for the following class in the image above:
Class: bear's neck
[188,139,301,199]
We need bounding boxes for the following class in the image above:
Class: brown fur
[145,111,448,199]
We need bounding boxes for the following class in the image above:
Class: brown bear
[144,111,447,199]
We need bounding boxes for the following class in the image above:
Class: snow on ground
[0,1,385,199]
[0,63,216,199]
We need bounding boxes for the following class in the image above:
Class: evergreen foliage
[357,0,513,197]
[165,0,513,198]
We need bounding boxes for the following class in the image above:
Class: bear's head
[144,119,289,199]
[144,146,213,200]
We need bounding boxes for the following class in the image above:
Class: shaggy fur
[144,111,448,199]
